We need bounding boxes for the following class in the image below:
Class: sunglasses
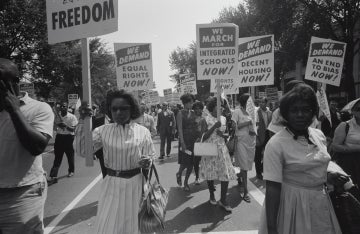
[111,105,131,112]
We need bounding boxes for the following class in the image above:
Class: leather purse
[138,163,169,233]
[194,134,218,157]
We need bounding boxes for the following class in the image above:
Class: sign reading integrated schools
[115,43,153,91]
[305,37,346,87]
[196,23,239,80]
[180,73,197,95]
[238,35,274,87]
[46,0,118,44]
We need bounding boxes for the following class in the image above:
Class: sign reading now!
[114,43,153,91]
[196,23,239,80]
[46,0,118,44]
[238,35,274,87]
[305,37,346,87]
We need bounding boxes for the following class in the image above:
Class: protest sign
[196,23,238,80]
[238,35,274,87]
[19,82,35,97]
[265,87,279,103]
[305,37,346,86]
[210,78,238,94]
[179,73,197,95]
[258,92,266,99]
[46,0,118,44]
[316,85,332,126]
[170,92,181,105]
[143,90,160,106]
[68,94,79,108]
[163,88,172,102]
[115,43,153,91]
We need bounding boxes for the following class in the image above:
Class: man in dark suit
[157,102,176,159]
[255,97,272,180]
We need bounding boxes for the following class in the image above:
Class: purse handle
[147,161,161,184]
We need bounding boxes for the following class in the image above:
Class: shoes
[218,200,232,212]
[176,172,182,186]
[47,177,58,184]
[256,174,263,180]
[183,184,190,192]
[209,198,217,205]
[195,178,201,185]
[166,154,170,158]
[68,172,74,177]
[242,193,251,203]
[159,156,164,160]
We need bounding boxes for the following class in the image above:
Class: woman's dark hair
[280,84,319,122]
[238,93,250,108]
[192,101,204,110]
[180,93,195,105]
[206,97,217,112]
[106,89,141,120]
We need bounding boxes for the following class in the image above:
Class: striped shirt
[74,121,155,170]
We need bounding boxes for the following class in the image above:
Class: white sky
[99,0,243,96]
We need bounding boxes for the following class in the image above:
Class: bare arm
[265,181,281,234]
[176,111,186,151]
[332,122,360,153]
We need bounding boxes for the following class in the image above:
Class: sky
[100,0,243,96]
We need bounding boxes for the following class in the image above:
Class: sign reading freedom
[196,23,239,80]
[46,0,118,44]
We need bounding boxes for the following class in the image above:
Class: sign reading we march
[115,43,153,91]
[238,35,274,87]
[196,23,238,80]
[46,0,118,44]
[305,37,346,86]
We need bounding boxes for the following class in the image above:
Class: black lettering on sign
[52,0,115,30]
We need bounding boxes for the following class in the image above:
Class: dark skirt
[178,129,197,166]
[337,153,360,187]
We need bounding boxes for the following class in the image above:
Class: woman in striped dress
[74,89,155,234]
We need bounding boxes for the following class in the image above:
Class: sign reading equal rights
[114,43,153,91]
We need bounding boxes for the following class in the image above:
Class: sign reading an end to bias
[238,35,274,87]
[179,73,197,95]
[196,23,239,80]
[305,37,346,87]
[115,43,153,91]
[46,0,118,44]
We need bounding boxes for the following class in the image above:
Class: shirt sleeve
[142,129,156,159]
[231,109,239,123]
[263,137,284,183]
[31,102,54,138]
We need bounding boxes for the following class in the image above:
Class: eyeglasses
[111,105,131,112]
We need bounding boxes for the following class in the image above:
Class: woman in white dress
[259,84,347,234]
[232,93,256,203]
[199,97,237,212]
[74,89,155,234]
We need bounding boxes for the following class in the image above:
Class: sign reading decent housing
[114,43,153,91]
[179,73,197,95]
[46,0,118,44]
[305,37,346,87]
[238,35,274,87]
[196,23,239,80]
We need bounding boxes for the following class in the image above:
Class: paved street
[42,136,265,234]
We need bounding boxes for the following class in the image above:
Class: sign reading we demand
[305,37,346,86]
[238,35,274,87]
[115,43,153,91]
[196,23,238,80]
[46,0,118,44]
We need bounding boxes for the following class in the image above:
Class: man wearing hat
[0,58,54,233]
[157,102,176,159]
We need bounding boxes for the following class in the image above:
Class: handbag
[226,135,237,156]
[329,186,360,234]
[138,163,169,233]
[194,134,218,157]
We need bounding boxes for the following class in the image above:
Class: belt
[106,167,142,179]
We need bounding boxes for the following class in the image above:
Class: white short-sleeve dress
[258,127,341,234]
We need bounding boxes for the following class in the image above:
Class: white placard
[46,0,118,44]
[210,78,238,94]
[237,35,274,87]
[196,23,239,80]
[163,88,172,102]
[114,43,153,91]
[305,37,346,86]
[68,94,79,108]
[19,82,35,97]
[316,85,332,126]
[179,73,197,95]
